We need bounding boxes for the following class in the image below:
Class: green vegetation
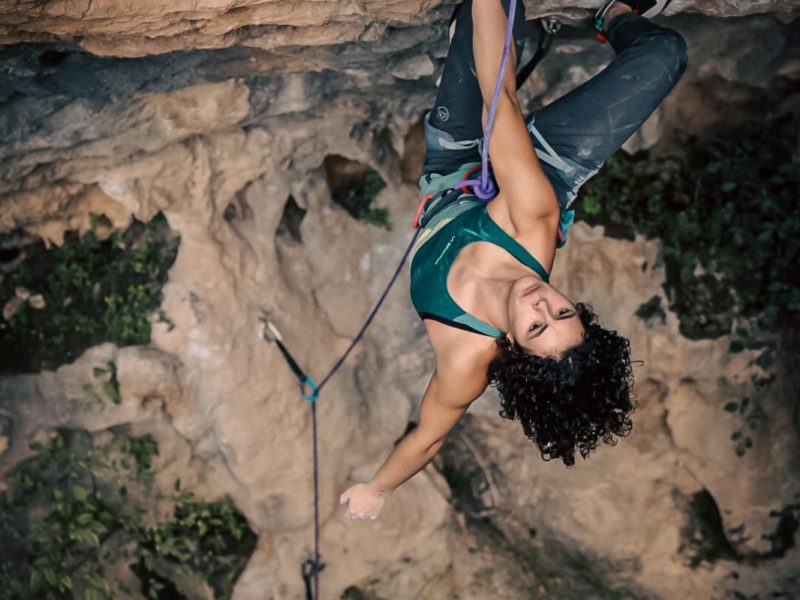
[722,375,771,457]
[635,295,667,326]
[0,213,179,373]
[0,428,256,600]
[578,119,800,347]
[95,361,121,404]
[578,118,800,455]
[134,493,256,600]
[330,169,392,230]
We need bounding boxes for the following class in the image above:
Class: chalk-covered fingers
[339,482,387,520]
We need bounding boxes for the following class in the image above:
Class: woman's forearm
[367,430,442,494]
[473,0,518,110]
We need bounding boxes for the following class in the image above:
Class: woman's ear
[505,331,515,345]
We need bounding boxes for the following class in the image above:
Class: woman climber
[340,0,687,519]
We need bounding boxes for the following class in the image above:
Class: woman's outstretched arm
[472,0,559,231]
[340,340,489,519]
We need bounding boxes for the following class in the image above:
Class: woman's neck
[480,275,516,334]
[457,258,533,334]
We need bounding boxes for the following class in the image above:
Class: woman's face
[506,277,584,357]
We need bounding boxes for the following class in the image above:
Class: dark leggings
[423,0,688,206]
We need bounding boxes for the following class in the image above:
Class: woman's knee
[610,17,688,79]
[649,29,689,80]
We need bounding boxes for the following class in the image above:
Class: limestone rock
[0,1,799,599]
[0,1,797,57]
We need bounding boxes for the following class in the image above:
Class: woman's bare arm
[366,356,488,494]
[472,0,559,230]
[340,331,491,519]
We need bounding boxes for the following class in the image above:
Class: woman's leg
[423,0,533,175]
[526,13,688,208]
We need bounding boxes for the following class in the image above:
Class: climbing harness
[413,10,572,230]
[412,111,573,230]
[259,3,561,598]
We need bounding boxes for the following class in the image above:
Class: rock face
[1,0,797,57]
[1,1,800,599]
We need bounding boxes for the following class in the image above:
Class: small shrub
[635,295,666,326]
[324,155,391,230]
[0,213,179,373]
[0,428,256,600]
[577,118,800,454]
[578,118,800,344]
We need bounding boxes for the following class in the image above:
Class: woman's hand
[339,482,387,520]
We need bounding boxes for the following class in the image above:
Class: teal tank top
[409,193,550,338]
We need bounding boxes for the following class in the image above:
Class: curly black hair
[487,303,636,467]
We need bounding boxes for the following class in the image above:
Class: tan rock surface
[1,1,797,56]
[1,2,799,599]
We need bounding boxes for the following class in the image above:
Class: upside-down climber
[340,0,687,519]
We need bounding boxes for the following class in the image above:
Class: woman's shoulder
[425,318,497,380]
[485,198,558,273]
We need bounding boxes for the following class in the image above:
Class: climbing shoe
[593,0,672,42]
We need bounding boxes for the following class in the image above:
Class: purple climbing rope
[282,3,520,598]
[459,0,518,201]
[315,228,422,395]
[311,400,320,599]
[299,226,421,600]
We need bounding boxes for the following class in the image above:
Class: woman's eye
[558,309,572,317]
[528,323,542,332]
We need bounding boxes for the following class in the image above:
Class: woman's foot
[596,0,672,23]
[593,0,671,42]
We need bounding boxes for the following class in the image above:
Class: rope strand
[268,4,524,597]
[477,0,518,199]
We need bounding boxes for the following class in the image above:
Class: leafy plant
[0,428,256,600]
[723,375,772,456]
[577,118,800,455]
[635,295,667,326]
[134,494,256,600]
[330,169,392,230]
[578,118,800,344]
[0,213,179,374]
[122,433,159,484]
[0,429,139,600]
[92,361,121,404]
